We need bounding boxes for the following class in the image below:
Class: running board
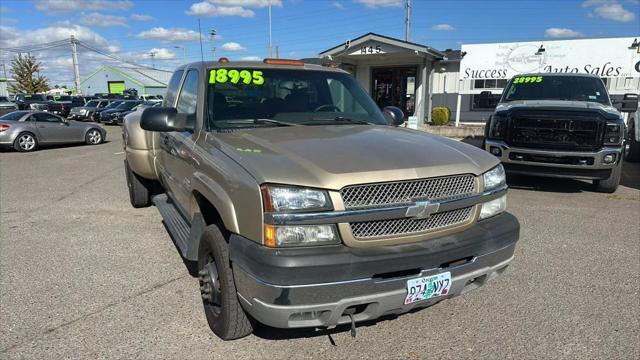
[152,194,190,257]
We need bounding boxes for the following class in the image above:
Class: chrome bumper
[485,140,622,170]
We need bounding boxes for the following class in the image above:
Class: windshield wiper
[217,118,297,127]
[307,116,371,125]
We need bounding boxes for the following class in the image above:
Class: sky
[0,0,639,87]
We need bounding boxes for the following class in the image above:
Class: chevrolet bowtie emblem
[405,200,440,220]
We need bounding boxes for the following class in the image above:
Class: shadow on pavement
[0,141,111,153]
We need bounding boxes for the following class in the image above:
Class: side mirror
[619,93,639,113]
[383,106,405,126]
[140,107,189,132]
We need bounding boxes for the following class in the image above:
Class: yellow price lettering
[209,69,265,85]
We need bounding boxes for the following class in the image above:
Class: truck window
[176,69,199,127]
[164,70,185,107]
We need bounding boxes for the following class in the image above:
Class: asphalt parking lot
[1,126,638,359]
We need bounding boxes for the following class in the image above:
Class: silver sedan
[0,111,106,152]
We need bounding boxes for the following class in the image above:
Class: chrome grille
[341,174,476,210]
[350,206,474,239]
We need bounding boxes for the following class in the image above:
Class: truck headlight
[479,195,507,220]
[29,103,38,109]
[261,185,332,212]
[604,123,623,145]
[488,114,507,140]
[80,109,87,115]
[483,164,506,191]
[264,224,339,247]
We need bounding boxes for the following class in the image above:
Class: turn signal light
[264,224,276,248]
[0,124,9,132]
[263,58,304,66]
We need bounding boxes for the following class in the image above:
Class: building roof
[441,49,463,61]
[81,64,173,88]
[319,32,444,58]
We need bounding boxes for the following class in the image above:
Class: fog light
[480,195,507,220]
[489,146,502,156]
[603,154,616,164]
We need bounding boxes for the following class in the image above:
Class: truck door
[159,69,199,216]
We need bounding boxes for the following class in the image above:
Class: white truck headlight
[483,164,506,191]
[479,195,507,220]
[80,109,87,115]
[264,224,339,247]
[262,185,331,212]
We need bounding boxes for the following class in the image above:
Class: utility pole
[405,0,411,42]
[70,35,81,94]
[275,45,279,59]
[268,0,273,58]
[209,29,217,60]
[149,51,156,68]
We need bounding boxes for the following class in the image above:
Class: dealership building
[319,33,640,125]
[80,64,172,97]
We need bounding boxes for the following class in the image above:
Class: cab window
[165,70,185,107]
[176,69,199,128]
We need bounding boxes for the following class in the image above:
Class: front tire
[13,132,37,152]
[593,157,623,193]
[124,160,152,208]
[85,128,103,145]
[198,225,253,340]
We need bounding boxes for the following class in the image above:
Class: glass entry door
[371,66,417,117]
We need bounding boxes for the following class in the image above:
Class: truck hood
[496,100,621,119]
[211,125,498,190]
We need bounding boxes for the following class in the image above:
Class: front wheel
[198,225,253,340]
[13,132,37,152]
[85,128,103,145]
[593,157,623,193]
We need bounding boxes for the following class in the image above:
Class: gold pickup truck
[123,59,520,340]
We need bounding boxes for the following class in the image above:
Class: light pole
[174,45,187,63]
[209,29,217,60]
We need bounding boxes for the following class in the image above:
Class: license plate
[404,272,452,305]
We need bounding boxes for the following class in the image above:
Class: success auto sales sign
[460,37,640,79]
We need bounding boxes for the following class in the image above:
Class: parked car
[0,96,17,116]
[124,60,520,340]
[91,100,125,122]
[99,100,143,125]
[140,94,163,103]
[483,73,638,193]
[117,102,160,124]
[0,110,106,152]
[69,99,111,121]
[625,105,640,162]
[46,95,85,117]
[13,94,63,114]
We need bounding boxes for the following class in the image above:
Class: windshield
[116,101,140,110]
[86,100,99,107]
[0,111,29,120]
[502,75,610,105]
[105,101,123,109]
[19,94,46,101]
[206,68,387,129]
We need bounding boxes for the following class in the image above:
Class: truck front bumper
[485,140,622,180]
[229,212,519,329]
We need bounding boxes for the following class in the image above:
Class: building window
[473,79,508,89]
[471,92,501,110]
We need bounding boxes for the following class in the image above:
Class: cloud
[582,0,636,22]
[81,13,128,27]
[544,27,585,38]
[34,0,133,13]
[221,42,246,51]
[137,27,202,42]
[144,48,176,60]
[0,5,9,13]
[332,2,345,9]
[354,0,402,8]
[131,14,155,21]
[239,56,261,61]
[207,0,282,6]
[432,24,455,31]
[186,2,255,17]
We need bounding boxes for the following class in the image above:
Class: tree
[8,54,49,94]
